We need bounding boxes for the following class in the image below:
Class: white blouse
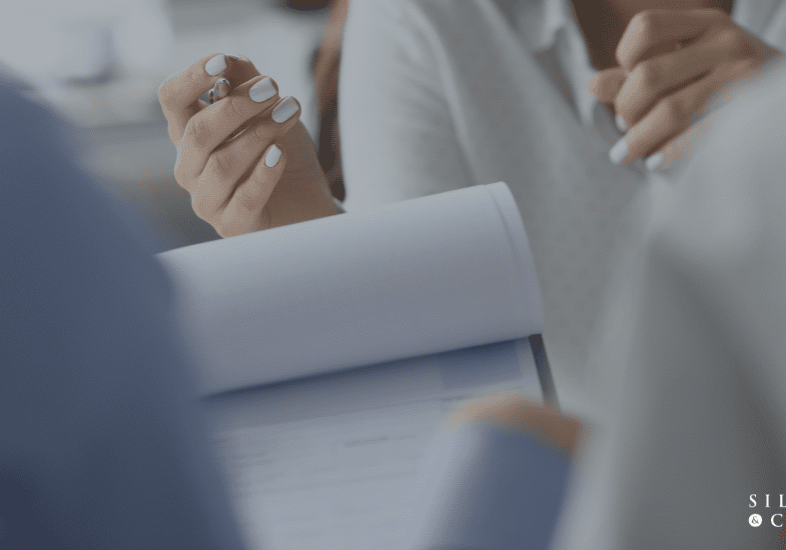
[339,0,786,415]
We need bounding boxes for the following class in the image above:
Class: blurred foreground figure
[551,60,786,549]
[0,76,248,549]
[424,59,786,550]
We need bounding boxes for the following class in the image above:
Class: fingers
[158,53,261,144]
[641,116,710,172]
[615,8,728,71]
[208,78,232,104]
[175,75,283,184]
[443,393,583,457]
[614,27,749,129]
[589,67,626,104]
[216,144,288,238]
[189,96,302,220]
[609,57,758,166]
[642,59,758,171]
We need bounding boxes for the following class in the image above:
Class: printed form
[208,338,541,550]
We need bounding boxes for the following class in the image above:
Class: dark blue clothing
[0,79,248,549]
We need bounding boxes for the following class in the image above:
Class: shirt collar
[518,0,572,53]
[517,0,600,125]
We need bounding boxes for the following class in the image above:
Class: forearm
[406,423,574,550]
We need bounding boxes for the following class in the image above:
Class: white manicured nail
[250,77,277,102]
[205,54,227,76]
[645,153,664,171]
[265,145,282,167]
[609,139,628,164]
[615,114,627,133]
[272,96,298,123]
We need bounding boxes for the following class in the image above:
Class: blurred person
[161,2,784,415]
[551,57,786,548]
[338,0,784,414]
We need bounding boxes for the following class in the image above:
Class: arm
[405,395,582,550]
[0,78,248,549]
[339,0,474,211]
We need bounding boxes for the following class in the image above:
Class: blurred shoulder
[642,58,786,311]
[653,58,786,240]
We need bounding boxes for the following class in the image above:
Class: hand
[158,54,341,238]
[590,9,780,171]
[443,393,583,457]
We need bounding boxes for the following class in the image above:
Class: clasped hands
[590,8,780,171]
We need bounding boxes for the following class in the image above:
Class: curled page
[156,182,543,395]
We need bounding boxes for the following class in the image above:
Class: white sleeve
[339,0,474,211]
[552,61,786,550]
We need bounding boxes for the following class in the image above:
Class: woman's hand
[443,393,583,458]
[158,54,341,238]
[590,9,780,171]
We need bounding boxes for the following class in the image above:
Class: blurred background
[0,0,332,251]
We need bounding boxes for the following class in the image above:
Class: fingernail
[265,144,282,167]
[615,114,627,133]
[206,54,227,76]
[645,153,664,171]
[609,138,628,165]
[272,96,298,123]
[250,77,277,102]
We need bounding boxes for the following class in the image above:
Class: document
[156,182,547,550]
[157,182,543,395]
[208,339,542,550]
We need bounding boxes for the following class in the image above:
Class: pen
[208,78,245,140]
[208,78,231,104]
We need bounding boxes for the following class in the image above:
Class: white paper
[157,182,543,395]
[208,338,542,550]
